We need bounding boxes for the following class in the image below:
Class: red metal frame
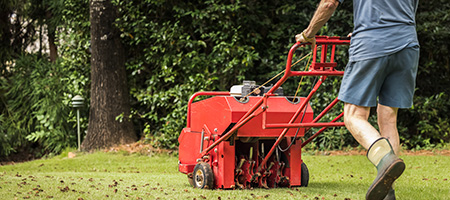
[179,36,350,189]
[198,36,348,156]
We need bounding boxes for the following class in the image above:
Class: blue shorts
[338,46,420,108]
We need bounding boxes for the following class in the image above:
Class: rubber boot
[366,138,405,200]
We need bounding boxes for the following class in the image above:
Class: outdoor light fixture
[71,95,84,151]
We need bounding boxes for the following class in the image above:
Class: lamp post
[71,95,84,151]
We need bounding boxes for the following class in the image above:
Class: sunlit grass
[1,150,449,199]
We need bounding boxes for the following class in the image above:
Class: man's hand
[295,31,316,46]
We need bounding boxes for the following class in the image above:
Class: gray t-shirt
[339,0,419,61]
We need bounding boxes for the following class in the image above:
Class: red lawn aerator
[178,36,350,189]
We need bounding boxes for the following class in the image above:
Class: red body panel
[178,128,200,173]
[189,96,313,138]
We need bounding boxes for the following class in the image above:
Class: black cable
[278,77,318,152]
[277,105,308,152]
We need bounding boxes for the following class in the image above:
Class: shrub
[0,56,78,156]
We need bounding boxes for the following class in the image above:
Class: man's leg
[377,104,400,200]
[377,104,400,155]
[344,103,404,200]
[343,103,380,148]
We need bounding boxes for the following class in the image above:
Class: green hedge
[113,0,449,150]
[1,0,449,157]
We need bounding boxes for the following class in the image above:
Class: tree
[81,0,137,151]
[0,0,12,69]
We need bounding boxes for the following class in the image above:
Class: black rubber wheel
[193,162,214,189]
[300,162,309,187]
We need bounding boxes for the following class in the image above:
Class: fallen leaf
[60,186,70,192]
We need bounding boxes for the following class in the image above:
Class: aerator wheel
[193,162,214,189]
[300,162,309,187]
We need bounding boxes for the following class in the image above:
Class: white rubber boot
[366,138,405,200]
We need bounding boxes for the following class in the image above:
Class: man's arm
[296,0,340,43]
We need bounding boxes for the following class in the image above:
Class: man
[295,0,420,200]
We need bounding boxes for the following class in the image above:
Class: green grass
[1,151,449,200]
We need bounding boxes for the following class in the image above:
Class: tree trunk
[0,0,11,68]
[82,0,137,151]
[46,10,58,62]
[48,31,58,62]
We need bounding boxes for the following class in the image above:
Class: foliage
[113,0,450,150]
[113,0,259,148]
[415,1,450,97]
[1,0,450,155]
[0,56,75,156]
[0,0,90,157]
[57,0,92,143]
[111,0,353,149]
[400,93,450,149]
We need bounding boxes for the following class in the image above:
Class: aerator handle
[266,36,350,95]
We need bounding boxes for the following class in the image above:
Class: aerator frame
[178,36,350,189]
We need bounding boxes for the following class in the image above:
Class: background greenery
[1,0,449,157]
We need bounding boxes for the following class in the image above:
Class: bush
[400,93,450,149]
[0,56,76,156]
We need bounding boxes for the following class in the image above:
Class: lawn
[1,150,449,200]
